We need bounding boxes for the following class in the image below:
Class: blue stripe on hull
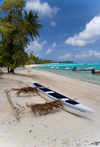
[33,82,94,116]
[39,89,85,114]
[62,103,85,113]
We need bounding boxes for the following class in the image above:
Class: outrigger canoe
[32,82,95,116]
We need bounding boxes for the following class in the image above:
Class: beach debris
[89,141,100,146]
[29,130,32,133]
[26,99,64,115]
[11,86,38,96]
[24,68,31,74]
[5,89,64,119]
[4,90,19,120]
[15,99,63,116]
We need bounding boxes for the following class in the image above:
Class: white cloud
[52,42,56,48]
[50,21,56,27]
[25,0,60,17]
[41,40,47,46]
[65,15,100,46]
[46,42,56,54]
[26,40,47,53]
[59,53,71,60]
[75,50,100,58]
[46,49,53,54]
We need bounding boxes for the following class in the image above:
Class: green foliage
[0,0,27,46]
[27,59,35,65]
[27,52,73,65]
[0,0,42,72]
[28,52,35,59]
[24,10,42,41]
[0,23,11,36]
[0,45,4,66]
[58,61,73,63]
[27,52,53,65]
[0,0,27,71]
[0,1,29,71]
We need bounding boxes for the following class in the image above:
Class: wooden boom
[5,90,19,120]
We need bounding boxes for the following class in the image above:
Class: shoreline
[28,65,100,86]
[0,68,100,147]
[30,66,100,89]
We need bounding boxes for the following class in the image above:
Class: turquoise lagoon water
[33,62,100,85]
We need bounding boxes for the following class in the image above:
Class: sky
[1,0,100,62]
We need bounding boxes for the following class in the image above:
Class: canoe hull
[32,82,95,116]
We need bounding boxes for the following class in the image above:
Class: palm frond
[24,10,42,41]
[11,86,38,96]
[26,99,64,115]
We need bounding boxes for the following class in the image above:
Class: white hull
[73,66,96,71]
[32,82,95,116]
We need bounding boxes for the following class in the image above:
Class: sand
[0,67,100,147]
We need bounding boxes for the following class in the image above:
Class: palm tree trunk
[10,68,14,73]
[8,67,9,72]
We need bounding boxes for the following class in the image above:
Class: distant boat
[72,66,95,71]
[50,67,54,69]
[65,67,69,70]
[56,67,59,69]
[92,69,100,74]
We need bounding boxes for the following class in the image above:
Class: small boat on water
[50,67,54,69]
[65,67,69,70]
[72,66,95,71]
[32,82,95,116]
[92,69,100,74]
[56,67,59,70]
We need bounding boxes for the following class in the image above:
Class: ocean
[33,62,100,85]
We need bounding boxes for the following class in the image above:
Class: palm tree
[24,10,42,41]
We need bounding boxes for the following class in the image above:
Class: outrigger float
[4,88,63,120]
[32,81,95,116]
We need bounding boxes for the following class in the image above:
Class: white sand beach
[0,67,100,147]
